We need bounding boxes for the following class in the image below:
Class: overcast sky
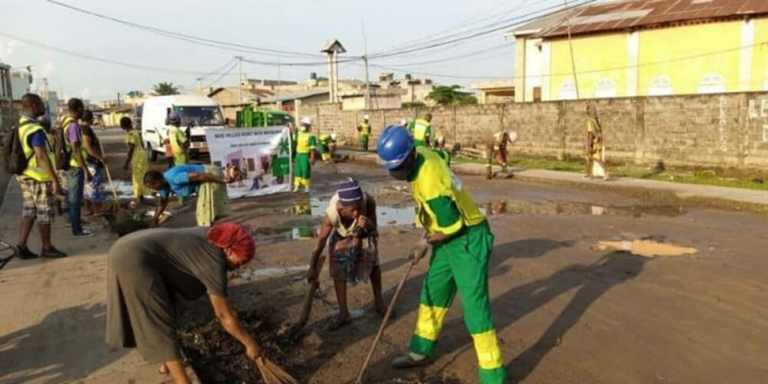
[0,0,562,102]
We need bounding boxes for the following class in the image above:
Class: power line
[369,0,596,59]
[0,31,238,76]
[44,0,326,60]
[371,40,768,82]
[204,60,240,88]
[371,0,540,56]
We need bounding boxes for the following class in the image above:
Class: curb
[337,150,768,211]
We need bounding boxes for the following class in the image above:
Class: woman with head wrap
[307,178,384,330]
[106,223,259,384]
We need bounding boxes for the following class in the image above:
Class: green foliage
[152,82,180,96]
[427,85,478,105]
[402,101,426,109]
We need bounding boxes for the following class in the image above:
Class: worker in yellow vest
[167,112,190,166]
[357,115,372,152]
[293,117,317,192]
[377,126,507,384]
[15,93,68,259]
[62,98,93,238]
[407,113,432,148]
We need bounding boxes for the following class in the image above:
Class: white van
[141,95,225,161]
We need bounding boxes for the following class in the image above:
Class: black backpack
[53,118,72,171]
[2,121,34,175]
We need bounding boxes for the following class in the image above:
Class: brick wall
[302,92,768,168]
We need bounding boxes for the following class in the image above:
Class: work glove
[409,238,432,265]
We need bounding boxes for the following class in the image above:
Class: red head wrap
[206,222,255,263]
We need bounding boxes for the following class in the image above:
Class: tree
[426,85,478,105]
[126,90,144,98]
[153,82,180,96]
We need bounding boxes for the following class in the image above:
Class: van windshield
[174,106,224,126]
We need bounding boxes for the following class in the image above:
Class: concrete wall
[303,92,768,168]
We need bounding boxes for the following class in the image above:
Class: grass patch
[454,155,768,191]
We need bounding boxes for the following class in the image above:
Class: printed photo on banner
[205,127,293,198]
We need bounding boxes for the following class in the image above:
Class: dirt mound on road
[178,309,301,383]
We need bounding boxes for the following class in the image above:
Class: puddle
[253,225,317,243]
[236,265,309,280]
[289,197,417,227]
[481,200,685,218]
[594,240,697,258]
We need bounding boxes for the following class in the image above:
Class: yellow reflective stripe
[440,215,464,236]
[413,304,450,342]
[472,329,504,370]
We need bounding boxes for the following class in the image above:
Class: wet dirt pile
[177,310,301,384]
[105,206,151,236]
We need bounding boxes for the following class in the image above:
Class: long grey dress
[106,227,228,363]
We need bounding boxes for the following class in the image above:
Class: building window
[559,80,577,100]
[595,78,617,98]
[698,73,725,94]
[649,76,673,96]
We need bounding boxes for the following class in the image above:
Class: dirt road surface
[2,128,768,383]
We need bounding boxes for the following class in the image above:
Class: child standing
[121,117,148,208]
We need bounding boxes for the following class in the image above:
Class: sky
[0,0,564,102]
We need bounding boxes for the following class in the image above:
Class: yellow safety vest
[413,118,431,142]
[296,131,317,154]
[411,147,485,234]
[359,122,371,136]
[19,116,56,182]
[168,126,189,164]
[62,116,88,167]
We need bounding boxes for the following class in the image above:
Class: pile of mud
[177,310,300,383]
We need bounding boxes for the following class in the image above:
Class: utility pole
[563,0,580,99]
[362,20,371,110]
[236,55,243,103]
[277,56,281,101]
[196,77,202,94]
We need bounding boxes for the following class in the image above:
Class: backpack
[2,121,33,175]
[53,119,72,171]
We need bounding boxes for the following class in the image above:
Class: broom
[255,356,300,384]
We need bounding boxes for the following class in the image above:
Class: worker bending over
[144,164,231,227]
[377,125,507,384]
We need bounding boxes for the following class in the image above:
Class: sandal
[326,316,352,331]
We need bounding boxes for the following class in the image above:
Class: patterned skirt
[328,231,379,283]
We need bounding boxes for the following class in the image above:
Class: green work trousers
[409,221,507,384]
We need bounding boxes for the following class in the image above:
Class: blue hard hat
[377,125,415,170]
[168,111,181,123]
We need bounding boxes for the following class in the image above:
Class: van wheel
[146,142,158,162]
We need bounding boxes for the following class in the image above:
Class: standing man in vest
[63,98,93,238]
[15,93,68,259]
[293,117,316,193]
[377,126,507,384]
[408,113,432,148]
[167,111,189,166]
[357,115,372,152]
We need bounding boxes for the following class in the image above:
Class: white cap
[301,116,312,125]
[400,119,407,126]
[363,115,370,120]
[330,133,338,140]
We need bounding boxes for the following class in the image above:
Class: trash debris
[594,240,697,258]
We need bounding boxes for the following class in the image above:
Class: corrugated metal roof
[261,89,329,103]
[513,0,768,39]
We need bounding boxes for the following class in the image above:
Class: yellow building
[510,0,768,102]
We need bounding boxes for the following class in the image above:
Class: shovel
[278,254,326,337]
[355,260,415,383]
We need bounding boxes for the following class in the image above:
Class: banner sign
[205,126,292,198]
